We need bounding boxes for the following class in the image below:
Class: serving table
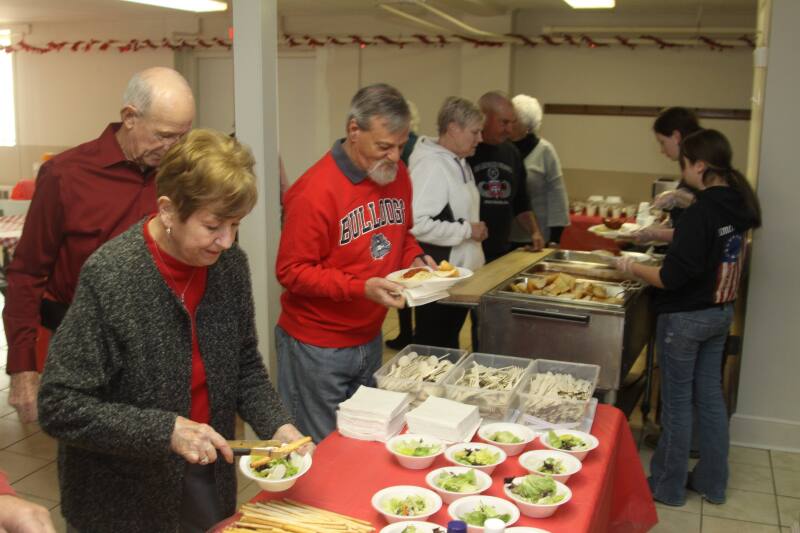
[212,404,657,533]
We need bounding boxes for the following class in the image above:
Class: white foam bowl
[386,434,445,470]
[444,442,507,475]
[425,466,493,504]
[238,453,312,492]
[447,495,520,533]
[380,521,446,533]
[518,449,582,484]
[503,476,572,519]
[539,430,599,462]
[371,485,443,524]
[477,423,537,457]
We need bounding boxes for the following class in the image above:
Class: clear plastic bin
[442,352,533,421]
[514,359,600,425]
[374,344,467,407]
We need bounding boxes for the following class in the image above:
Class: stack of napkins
[403,286,449,307]
[405,396,481,442]
[337,386,412,442]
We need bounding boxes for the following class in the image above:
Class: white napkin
[406,396,481,442]
[338,386,411,419]
[402,286,450,307]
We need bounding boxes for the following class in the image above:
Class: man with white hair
[468,91,544,262]
[4,66,195,422]
[276,83,429,442]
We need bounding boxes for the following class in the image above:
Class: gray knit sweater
[38,220,291,532]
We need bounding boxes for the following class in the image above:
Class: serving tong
[228,436,312,462]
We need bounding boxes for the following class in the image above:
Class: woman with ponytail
[616,129,760,507]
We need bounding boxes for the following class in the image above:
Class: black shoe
[644,432,700,459]
[385,336,411,350]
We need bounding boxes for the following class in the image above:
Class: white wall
[730,0,800,451]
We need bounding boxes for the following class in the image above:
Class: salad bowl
[371,485,443,524]
[387,434,445,470]
[503,475,571,518]
[447,495,520,533]
[477,422,537,457]
[238,452,312,492]
[518,449,582,484]
[444,442,507,474]
[539,429,599,462]
[379,521,446,533]
[424,466,492,504]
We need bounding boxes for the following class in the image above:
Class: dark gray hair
[478,90,511,114]
[437,96,484,135]
[346,84,410,133]
[122,71,154,116]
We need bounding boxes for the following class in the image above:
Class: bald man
[467,91,543,261]
[4,67,195,422]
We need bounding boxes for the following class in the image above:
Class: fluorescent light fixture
[563,0,615,8]
[121,0,227,13]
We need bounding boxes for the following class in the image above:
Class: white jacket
[409,137,485,271]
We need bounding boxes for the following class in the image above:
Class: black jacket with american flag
[655,186,757,315]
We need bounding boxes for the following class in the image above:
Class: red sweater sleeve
[3,162,66,374]
[0,471,16,496]
[276,186,366,301]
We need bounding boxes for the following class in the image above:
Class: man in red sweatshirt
[276,84,428,442]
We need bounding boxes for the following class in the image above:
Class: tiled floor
[2,301,799,532]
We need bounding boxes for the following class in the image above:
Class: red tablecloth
[214,405,657,532]
[0,214,24,255]
[560,214,635,253]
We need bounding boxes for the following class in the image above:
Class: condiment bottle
[483,518,506,532]
[446,520,468,533]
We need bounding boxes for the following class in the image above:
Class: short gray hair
[437,96,484,135]
[346,84,410,133]
[478,90,511,114]
[123,71,154,115]
[512,94,544,132]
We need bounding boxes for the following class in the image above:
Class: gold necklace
[153,237,197,306]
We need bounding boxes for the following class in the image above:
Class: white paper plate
[387,266,473,288]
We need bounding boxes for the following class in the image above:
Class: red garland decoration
[738,35,756,48]
[374,35,405,48]
[303,35,326,48]
[506,33,538,47]
[562,34,580,47]
[412,34,437,46]
[698,36,733,51]
[349,35,372,48]
[640,35,683,49]
[615,35,637,49]
[329,37,348,46]
[454,35,503,48]
[581,34,609,48]
[540,35,562,46]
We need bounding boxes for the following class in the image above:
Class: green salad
[434,469,480,493]
[249,456,299,479]
[536,457,566,475]
[394,439,441,457]
[508,475,565,505]
[460,502,511,526]
[453,447,500,466]
[382,495,428,516]
[547,430,587,451]
[489,431,523,444]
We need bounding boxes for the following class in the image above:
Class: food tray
[513,359,600,425]
[522,260,631,282]
[374,344,467,407]
[442,352,533,421]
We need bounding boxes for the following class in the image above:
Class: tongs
[228,436,312,462]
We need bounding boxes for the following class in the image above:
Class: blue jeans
[649,305,733,505]
[276,326,383,443]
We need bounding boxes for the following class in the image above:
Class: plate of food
[588,222,641,240]
[388,261,473,288]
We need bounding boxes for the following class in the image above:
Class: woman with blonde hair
[39,129,309,532]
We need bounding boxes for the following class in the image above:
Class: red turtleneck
[143,217,210,424]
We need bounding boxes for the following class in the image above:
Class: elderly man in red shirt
[3,66,195,422]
